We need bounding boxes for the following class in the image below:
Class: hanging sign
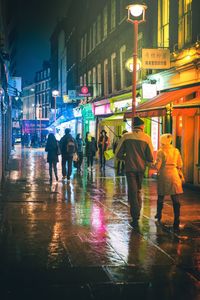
[142,48,170,69]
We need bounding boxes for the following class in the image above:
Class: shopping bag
[104,149,114,160]
[73,152,79,162]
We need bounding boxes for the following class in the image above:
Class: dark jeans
[62,156,73,178]
[117,160,125,175]
[87,155,94,167]
[77,152,83,170]
[99,149,106,168]
[49,161,58,180]
[126,172,144,223]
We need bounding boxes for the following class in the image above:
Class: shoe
[173,221,180,231]
[62,176,67,180]
[56,176,58,181]
[67,176,70,181]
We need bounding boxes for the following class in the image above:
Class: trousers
[126,172,144,223]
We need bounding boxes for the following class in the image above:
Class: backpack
[66,139,76,155]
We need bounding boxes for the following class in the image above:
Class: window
[89,27,92,53]
[97,15,101,44]
[80,76,83,86]
[88,70,92,86]
[119,0,126,22]
[97,64,102,96]
[158,0,169,48]
[84,73,87,85]
[103,5,108,39]
[120,45,126,89]
[93,67,97,98]
[84,33,87,57]
[80,37,84,60]
[111,53,117,92]
[104,59,108,96]
[111,0,116,31]
[178,0,192,47]
[92,22,96,49]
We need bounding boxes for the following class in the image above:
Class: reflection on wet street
[0,146,200,299]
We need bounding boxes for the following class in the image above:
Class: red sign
[76,86,93,97]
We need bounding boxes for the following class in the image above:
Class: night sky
[14,0,72,84]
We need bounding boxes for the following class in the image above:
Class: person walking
[115,117,154,229]
[85,134,97,170]
[45,133,59,182]
[113,130,128,175]
[76,133,83,173]
[154,133,183,230]
[59,128,77,181]
[98,129,109,169]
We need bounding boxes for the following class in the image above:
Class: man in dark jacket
[59,128,77,181]
[115,117,154,228]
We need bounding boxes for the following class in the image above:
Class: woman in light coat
[155,133,183,230]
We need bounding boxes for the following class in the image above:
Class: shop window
[158,0,169,48]
[178,0,192,48]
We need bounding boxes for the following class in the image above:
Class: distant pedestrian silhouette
[45,133,59,182]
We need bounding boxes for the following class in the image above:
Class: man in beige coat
[155,133,183,230]
[115,117,154,228]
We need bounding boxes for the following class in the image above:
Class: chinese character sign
[142,49,170,69]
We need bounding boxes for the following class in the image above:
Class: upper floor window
[93,67,97,98]
[178,0,192,48]
[84,33,87,57]
[111,53,117,92]
[84,73,87,85]
[158,0,169,48]
[97,64,102,96]
[88,70,92,85]
[80,76,83,86]
[119,0,126,22]
[89,27,92,53]
[92,22,96,49]
[111,0,116,31]
[97,15,101,44]
[104,59,109,96]
[80,37,84,60]
[120,45,126,89]
[103,5,108,39]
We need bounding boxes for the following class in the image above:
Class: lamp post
[126,3,147,130]
[52,90,59,133]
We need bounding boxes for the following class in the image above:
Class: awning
[100,113,127,126]
[172,97,200,116]
[125,85,200,118]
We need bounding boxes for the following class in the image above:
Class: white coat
[155,144,183,196]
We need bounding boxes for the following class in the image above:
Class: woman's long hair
[46,133,57,148]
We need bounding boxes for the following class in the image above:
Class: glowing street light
[126,3,147,130]
[52,90,59,124]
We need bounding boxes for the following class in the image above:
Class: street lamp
[126,3,147,130]
[52,90,59,133]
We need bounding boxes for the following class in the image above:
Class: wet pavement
[0,145,200,299]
